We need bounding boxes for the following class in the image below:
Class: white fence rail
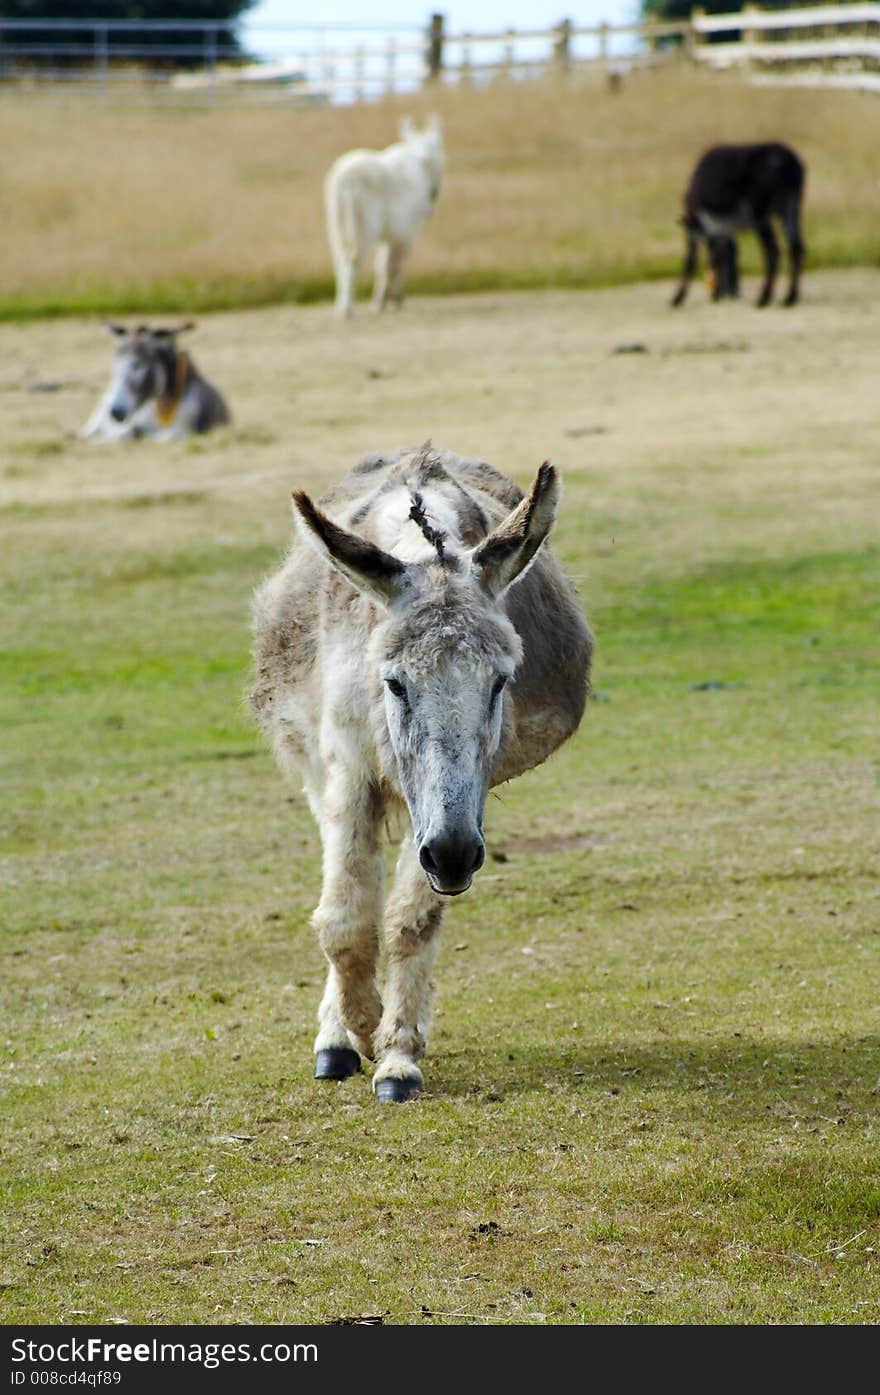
[692,1,880,73]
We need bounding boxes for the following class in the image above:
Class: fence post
[503,27,515,76]
[741,4,760,67]
[353,44,365,101]
[385,35,397,97]
[204,26,218,108]
[688,6,704,63]
[461,32,473,85]
[95,23,109,102]
[553,17,572,72]
[598,20,609,74]
[426,12,444,82]
[322,54,336,100]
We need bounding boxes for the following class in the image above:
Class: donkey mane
[408,491,449,567]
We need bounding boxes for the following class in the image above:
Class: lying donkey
[672,141,806,308]
[80,322,231,441]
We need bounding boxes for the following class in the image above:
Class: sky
[242,2,640,34]
[241,1,643,74]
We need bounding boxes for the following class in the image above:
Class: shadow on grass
[427,1032,878,1119]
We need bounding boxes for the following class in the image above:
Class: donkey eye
[490,676,507,708]
[385,677,408,702]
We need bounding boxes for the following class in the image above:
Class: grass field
[0,64,879,319]
[1,270,878,1324]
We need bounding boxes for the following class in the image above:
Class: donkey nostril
[110,405,126,422]
[420,833,484,888]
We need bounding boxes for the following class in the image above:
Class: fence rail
[691,3,880,71]
[0,7,877,106]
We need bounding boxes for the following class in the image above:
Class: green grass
[0,240,875,326]
[1,464,877,1323]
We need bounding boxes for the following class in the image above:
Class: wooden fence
[425,5,880,86]
[0,6,878,106]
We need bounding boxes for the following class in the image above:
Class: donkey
[80,322,231,441]
[324,115,444,320]
[250,444,592,1102]
[671,142,806,309]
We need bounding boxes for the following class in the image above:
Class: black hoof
[314,1047,361,1081]
[375,1077,422,1104]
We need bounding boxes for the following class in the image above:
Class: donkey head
[399,113,444,202]
[103,321,194,424]
[293,462,559,896]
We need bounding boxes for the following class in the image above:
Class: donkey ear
[469,461,560,599]
[152,321,195,341]
[399,115,414,139]
[292,491,409,608]
[105,322,129,338]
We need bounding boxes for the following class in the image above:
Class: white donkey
[80,322,231,441]
[250,444,592,1102]
[324,115,444,320]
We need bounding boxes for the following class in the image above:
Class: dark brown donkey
[671,142,806,309]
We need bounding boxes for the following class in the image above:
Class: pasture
[1,272,878,1324]
[1,66,879,318]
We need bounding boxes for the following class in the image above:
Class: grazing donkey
[80,322,231,441]
[324,115,444,319]
[250,444,592,1102]
[671,142,806,308]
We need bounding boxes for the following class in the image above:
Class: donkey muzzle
[419,828,485,896]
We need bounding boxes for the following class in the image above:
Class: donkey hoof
[314,1047,361,1080]
[375,1077,422,1104]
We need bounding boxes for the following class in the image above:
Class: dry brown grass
[1,64,878,316]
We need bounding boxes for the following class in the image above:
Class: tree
[642,0,805,19]
[0,1,258,70]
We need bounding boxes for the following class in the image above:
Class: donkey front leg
[311,776,385,1080]
[671,230,699,308]
[373,836,445,1103]
[755,218,779,307]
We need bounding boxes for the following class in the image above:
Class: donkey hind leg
[781,199,805,307]
[372,836,445,1102]
[372,242,391,312]
[727,237,741,299]
[311,777,385,1079]
[385,240,409,309]
[755,218,779,308]
[334,254,357,319]
[671,231,699,308]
